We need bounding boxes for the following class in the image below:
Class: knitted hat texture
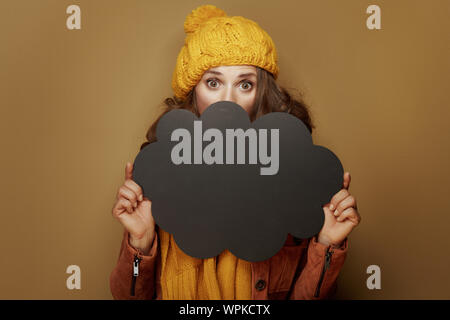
[171,4,279,100]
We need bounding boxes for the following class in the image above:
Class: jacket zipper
[130,253,142,296]
[314,247,333,298]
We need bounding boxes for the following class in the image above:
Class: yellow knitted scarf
[158,227,252,299]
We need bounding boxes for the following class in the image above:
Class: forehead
[206,65,257,74]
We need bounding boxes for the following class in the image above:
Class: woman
[110,4,360,300]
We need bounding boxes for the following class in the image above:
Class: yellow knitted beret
[171,4,279,100]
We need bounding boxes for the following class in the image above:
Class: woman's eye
[207,79,219,88]
[240,81,253,90]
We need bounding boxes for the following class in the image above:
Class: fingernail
[334,210,339,216]
[330,204,334,210]
[139,194,143,201]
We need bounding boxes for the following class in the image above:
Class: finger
[336,207,360,223]
[323,204,336,221]
[333,195,356,216]
[343,172,351,190]
[124,179,144,202]
[120,198,134,214]
[329,189,350,211]
[117,185,138,208]
[125,162,133,181]
[113,198,134,216]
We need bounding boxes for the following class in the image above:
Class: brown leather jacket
[110,228,348,300]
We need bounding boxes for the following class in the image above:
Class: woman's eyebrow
[203,71,256,77]
[237,73,256,78]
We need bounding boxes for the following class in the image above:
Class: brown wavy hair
[140,67,315,151]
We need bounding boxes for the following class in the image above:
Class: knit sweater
[158,227,252,299]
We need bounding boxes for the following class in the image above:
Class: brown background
[1,0,449,299]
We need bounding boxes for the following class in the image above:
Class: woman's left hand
[317,172,361,248]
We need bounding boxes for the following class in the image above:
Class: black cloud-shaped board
[133,101,343,262]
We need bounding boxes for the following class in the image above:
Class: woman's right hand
[112,162,155,254]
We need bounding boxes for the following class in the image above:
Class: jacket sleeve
[109,229,159,300]
[289,235,348,300]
